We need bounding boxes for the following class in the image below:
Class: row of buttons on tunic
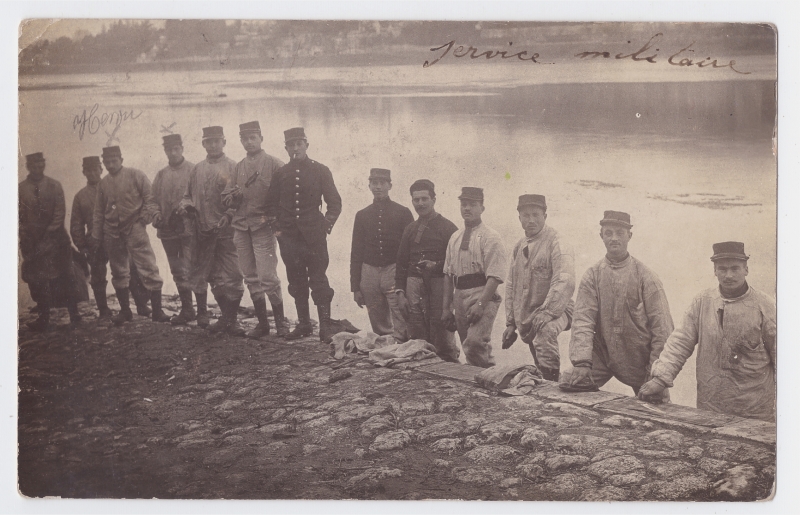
[295,171,301,219]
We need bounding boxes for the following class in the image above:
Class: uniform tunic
[505,225,575,370]
[71,183,107,289]
[395,212,459,360]
[152,158,197,291]
[350,197,414,338]
[180,154,242,301]
[444,222,508,368]
[266,156,342,305]
[651,286,776,421]
[19,175,69,284]
[569,255,674,390]
[223,150,285,305]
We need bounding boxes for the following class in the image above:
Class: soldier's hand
[467,301,485,325]
[217,215,230,229]
[417,259,436,272]
[638,379,667,403]
[354,291,365,308]
[151,212,163,229]
[441,310,456,324]
[502,326,518,349]
[530,312,553,335]
[324,218,335,235]
[175,205,187,216]
[569,366,593,386]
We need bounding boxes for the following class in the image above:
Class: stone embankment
[18,297,775,500]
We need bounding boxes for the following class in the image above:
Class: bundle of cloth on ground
[475,363,545,396]
[329,330,395,359]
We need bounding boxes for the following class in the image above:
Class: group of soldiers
[19,123,776,422]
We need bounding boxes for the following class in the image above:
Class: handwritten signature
[424,40,540,68]
[72,103,143,141]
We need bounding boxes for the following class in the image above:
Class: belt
[454,273,487,290]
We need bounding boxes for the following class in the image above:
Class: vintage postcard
[17,20,777,501]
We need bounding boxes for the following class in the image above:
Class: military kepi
[284,127,306,142]
[458,187,484,201]
[102,146,122,158]
[600,210,632,229]
[202,126,225,141]
[239,121,261,135]
[25,152,44,163]
[369,168,391,181]
[162,134,182,146]
[711,241,749,262]
[82,156,101,168]
[517,194,547,210]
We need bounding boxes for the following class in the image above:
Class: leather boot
[227,297,246,337]
[246,298,271,338]
[130,278,151,316]
[272,302,289,338]
[284,299,313,340]
[208,297,232,333]
[67,294,81,327]
[93,287,113,318]
[540,366,560,382]
[26,283,51,332]
[150,289,171,323]
[317,302,336,344]
[195,291,210,328]
[171,288,196,325]
[112,288,133,326]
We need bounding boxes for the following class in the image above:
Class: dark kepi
[162,134,183,146]
[458,187,484,202]
[517,194,547,210]
[369,168,391,181]
[284,127,306,142]
[599,210,632,229]
[25,152,45,163]
[82,156,101,169]
[239,121,261,135]
[102,146,122,158]
[711,241,749,261]
[202,126,225,140]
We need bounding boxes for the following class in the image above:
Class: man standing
[91,146,170,326]
[265,127,343,343]
[442,187,507,368]
[395,180,458,360]
[152,134,202,326]
[502,194,575,381]
[639,242,776,421]
[178,126,245,335]
[561,211,673,399]
[19,152,80,330]
[70,156,112,318]
[222,121,288,339]
[350,168,414,341]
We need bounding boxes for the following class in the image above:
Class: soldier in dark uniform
[350,168,414,340]
[19,152,80,330]
[266,127,343,343]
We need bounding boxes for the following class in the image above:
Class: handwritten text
[72,103,143,141]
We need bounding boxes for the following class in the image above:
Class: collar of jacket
[246,149,264,158]
[605,253,631,268]
[526,225,548,243]
[205,154,226,164]
[373,196,391,205]
[169,157,186,169]
[720,281,750,301]
[26,174,45,183]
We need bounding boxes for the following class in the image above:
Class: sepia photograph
[16,16,778,503]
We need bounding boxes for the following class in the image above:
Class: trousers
[277,232,333,305]
[191,231,244,302]
[360,263,406,341]
[233,225,283,305]
[160,232,198,291]
[86,246,108,289]
[104,222,163,291]
[523,311,570,371]
[454,286,500,368]
[407,276,458,362]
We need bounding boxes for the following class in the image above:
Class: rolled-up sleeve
[569,267,600,367]
[482,232,507,283]
[642,272,675,367]
[650,298,700,386]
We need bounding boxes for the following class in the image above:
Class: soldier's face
[102,156,123,174]
[83,164,103,185]
[203,138,225,157]
[518,205,547,237]
[715,259,748,294]
[600,225,631,260]
[369,178,391,200]
[460,199,484,224]
[285,139,308,161]
[240,133,263,154]
[411,190,435,217]
[26,160,45,179]
[164,144,184,165]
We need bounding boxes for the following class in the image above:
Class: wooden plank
[599,407,712,434]
[597,397,738,428]
[712,418,777,446]
[391,356,444,370]
[531,383,627,407]
[416,362,485,384]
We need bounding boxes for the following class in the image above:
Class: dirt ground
[17,296,775,501]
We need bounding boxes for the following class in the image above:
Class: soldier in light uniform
[640,242,776,421]
[19,152,81,330]
[177,126,245,335]
[91,146,170,326]
[222,121,288,339]
[442,187,507,368]
[151,134,202,325]
[561,210,673,400]
[350,168,414,341]
[265,127,343,343]
[502,194,575,381]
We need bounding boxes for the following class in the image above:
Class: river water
[18,59,776,407]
